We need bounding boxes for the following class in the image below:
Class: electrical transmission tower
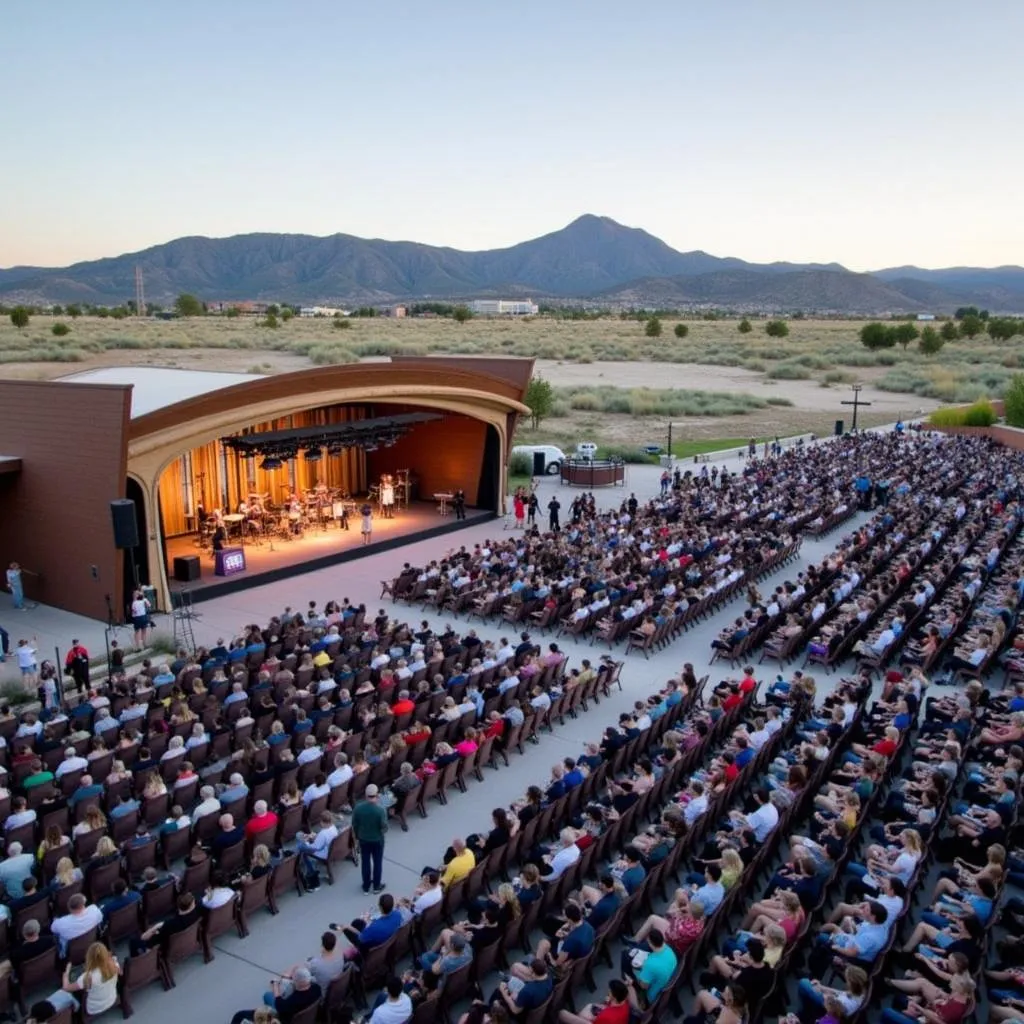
[135,266,146,317]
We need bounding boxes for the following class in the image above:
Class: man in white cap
[351,784,388,894]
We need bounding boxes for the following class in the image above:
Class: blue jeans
[846,862,868,880]
[797,978,824,1009]
[296,841,324,880]
[0,624,8,658]
[360,839,384,891]
[9,578,23,609]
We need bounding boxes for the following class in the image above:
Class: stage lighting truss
[223,411,441,462]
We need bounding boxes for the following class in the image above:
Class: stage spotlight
[304,448,323,462]
[260,456,283,470]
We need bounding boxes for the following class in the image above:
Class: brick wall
[0,381,131,620]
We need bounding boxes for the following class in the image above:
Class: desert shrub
[569,392,602,411]
[823,370,858,385]
[1005,374,1024,427]
[765,320,789,337]
[929,399,997,428]
[307,345,356,365]
[548,399,571,418]
[766,397,794,406]
[928,407,962,427]
[51,322,71,337]
[766,363,811,380]
[0,681,35,706]
[597,446,657,464]
[741,359,766,373]
[508,452,532,476]
[962,398,997,426]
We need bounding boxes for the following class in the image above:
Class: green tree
[673,323,689,339]
[764,319,789,338]
[645,316,663,338]
[987,317,1021,342]
[452,304,473,324]
[959,313,984,339]
[1004,373,1024,428]
[266,304,280,316]
[51,304,64,316]
[525,377,554,429]
[66,304,82,318]
[225,306,240,318]
[860,322,896,350]
[918,326,943,355]
[9,307,29,328]
[261,312,279,328]
[892,322,919,350]
[738,318,752,334]
[281,308,294,322]
[954,306,979,320]
[940,320,959,341]
[174,293,204,317]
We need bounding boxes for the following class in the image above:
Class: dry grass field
[1,312,1015,448]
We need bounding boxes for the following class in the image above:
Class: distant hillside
[597,269,924,314]
[1,214,1022,313]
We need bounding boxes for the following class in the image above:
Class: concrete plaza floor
[4,448,867,1021]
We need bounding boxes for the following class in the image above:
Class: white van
[511,444,566,475]
[576,441,598,460]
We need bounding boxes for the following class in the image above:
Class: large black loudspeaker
[834,419,844,437]
[532,451,546,476]
[110,499,140,549]
[173,556,201,582]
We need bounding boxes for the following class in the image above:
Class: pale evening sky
[2,0,1021,272]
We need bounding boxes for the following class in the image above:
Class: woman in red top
[513,494,525,528]
[557,978,630,1024]
[882,974,974,1024]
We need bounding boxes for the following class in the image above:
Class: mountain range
[2,215,1023,314]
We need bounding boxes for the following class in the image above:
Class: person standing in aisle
[6,563,24,610]
[548,496,561,532]
[351,784,388,893]
[65,639,90,696]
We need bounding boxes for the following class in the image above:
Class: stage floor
[164,503,491,603]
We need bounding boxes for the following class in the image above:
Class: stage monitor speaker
[532,451,546,477]
[834,419,844,437]
[173,555,201,582]
[110,499,140,550]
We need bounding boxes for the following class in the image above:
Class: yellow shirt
[441,848,476,888]
[313,651,331,668]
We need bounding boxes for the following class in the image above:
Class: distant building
[916,313,936,321]
[299,306,348,318]
[383,305,407,318]
[468,299,539,316]
[208,300,268,315]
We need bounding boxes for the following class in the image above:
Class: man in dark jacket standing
[351,784,388,894]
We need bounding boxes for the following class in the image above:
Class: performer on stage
[212,520,227,552]
[288,494,304,536]
[453,489,466,520]
[360,503,373,545]
[380,474,395,519]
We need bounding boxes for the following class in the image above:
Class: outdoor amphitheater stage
[164,502,492,604]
